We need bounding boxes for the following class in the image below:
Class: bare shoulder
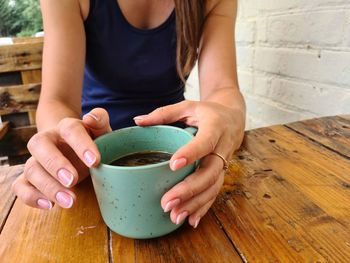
[204,0,237,18]
[40,0,88,20]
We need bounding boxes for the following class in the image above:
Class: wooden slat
[0,178,109,262]
[339,114,350,121]
[12,37,43,44]
[111,210,243,263]
[10,125,36,143]
[28,109,37,125]
[0,121,9,140]
[213,125,350,262]
[0,83,40,109]
[0,165,23,233]
[0,41,43,73]
[214,151,329,262]
[21,69,42,84]
[286,116,350,158]
[110,231,135,262]
[247,126,350,225]
[0,125,37,156]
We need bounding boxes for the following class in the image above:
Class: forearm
[36,99,81,132]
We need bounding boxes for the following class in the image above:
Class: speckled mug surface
[90,125,197,239]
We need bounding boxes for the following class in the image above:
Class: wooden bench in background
[0,37,43,166]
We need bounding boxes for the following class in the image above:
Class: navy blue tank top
[82,0,185,130]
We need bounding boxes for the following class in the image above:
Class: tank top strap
[85,0,96,23]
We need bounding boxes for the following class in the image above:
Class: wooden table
[1,116,350,262]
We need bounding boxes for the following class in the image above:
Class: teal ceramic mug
[90,125,197,239]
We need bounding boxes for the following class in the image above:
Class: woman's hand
[134,100,245,228]
[11,108,112,209]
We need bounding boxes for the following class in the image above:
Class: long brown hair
[174,1,205,83]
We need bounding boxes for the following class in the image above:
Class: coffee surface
[109,151,172,166]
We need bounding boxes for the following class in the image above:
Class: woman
[11,0,245,229]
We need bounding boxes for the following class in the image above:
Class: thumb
[133,101,192,126]
[82,108,112,138]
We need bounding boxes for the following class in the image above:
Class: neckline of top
[114,0,176,34]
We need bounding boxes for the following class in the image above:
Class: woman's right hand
[11,108,112,210]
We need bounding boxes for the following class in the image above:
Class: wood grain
[1,116,350,262]
[0,177,109,263]
[111,210,243,263]
[339,115,350,121]
[28,109,37,125]
[0,83,40,110]
[0,165,23,233]
[286,116,350,158]
[248,125,350,224]
[0,42,43,73]
[12,37,44,44]
[0,121,9,139]
[213,126,350,262]
[21,69,42,84]
[0,125,36,157]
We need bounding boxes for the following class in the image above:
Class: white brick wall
[186,0,350,130]
[237,0,350,129]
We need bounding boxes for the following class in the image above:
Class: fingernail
[194,217,201,228]
[164,198,181,213]
[133,115,148,121]
[56,191,74,208]
[37,199,53,210]
[170,158,187,171]
[57,169,74,187]
[84,113,99,121]
[84,150,96,166]
[176,211,189,225]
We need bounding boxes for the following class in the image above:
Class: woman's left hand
[133,100,245,228]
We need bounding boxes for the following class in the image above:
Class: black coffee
[109,151,172,167]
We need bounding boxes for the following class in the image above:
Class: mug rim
[93,125,195,171]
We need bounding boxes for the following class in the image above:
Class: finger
[58,117,101,167]
[82,107,112,138]
[27,134,80,187]
[11,173,53,210]
[188,197,216,228]
[133,100,193,126]
[169,171,224,225]
[24,158,76,209]
[169,121,222,170]
[57,143,90,184]
[161,155,223,211]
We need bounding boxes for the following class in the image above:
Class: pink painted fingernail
[164,198,181,213]
[37,199,53,210]
[56,192,74,208]
[84,150,96,166]
[194,217,201,228]
[133,115,148,121]
[57,169,74,187]
[170,158,187,171]
[176,211,189,225]
[84,113,99,121]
